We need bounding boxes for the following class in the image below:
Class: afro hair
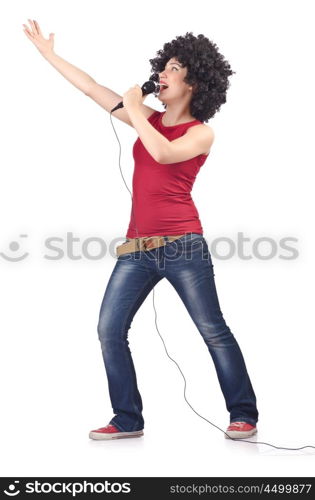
[149,32,235,123]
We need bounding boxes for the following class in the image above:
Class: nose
[159,70,167,81]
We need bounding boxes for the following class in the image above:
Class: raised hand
[22,19,55,56]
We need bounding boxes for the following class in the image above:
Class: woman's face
[157,57,192,103]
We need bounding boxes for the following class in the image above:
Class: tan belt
[116,234,185,257]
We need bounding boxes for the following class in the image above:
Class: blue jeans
[97,233,259,432]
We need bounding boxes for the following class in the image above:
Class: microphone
[110,80,163,113]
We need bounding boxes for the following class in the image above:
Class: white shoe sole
[224,428,257,439]
[89,429,144,440]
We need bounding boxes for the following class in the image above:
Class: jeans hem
[109,420,125,432]
[230,418,257,426]
[110,419,144,432]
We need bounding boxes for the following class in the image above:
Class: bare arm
[43,51,97,94]
[22,19,156,126]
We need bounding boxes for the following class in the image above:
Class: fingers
[28,19,37,35]
[22,19,43,41]
[33,19,43,37]
[32,19,39,35]
[22,20,34,37]
[22,23,34,38]
[23,19,39,37]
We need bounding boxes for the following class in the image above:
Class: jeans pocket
[118,254,132,260]
[169,233,203,245]
[180,233,203,246]
[184,237,205,256]
[165,234,205,260]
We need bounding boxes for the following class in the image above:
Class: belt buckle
[139,236,164,251]
[142,236,155,250]
[134,237,151,251]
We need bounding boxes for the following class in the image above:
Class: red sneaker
[89,424,144,440]
[225,421,257,439]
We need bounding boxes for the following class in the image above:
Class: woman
[23,22,259,441]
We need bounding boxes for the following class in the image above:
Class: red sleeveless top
[126,110,209,239]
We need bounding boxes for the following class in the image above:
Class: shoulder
[186,123,215,154]
[187,122,214,138]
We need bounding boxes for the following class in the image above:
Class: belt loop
[164,236,169,243]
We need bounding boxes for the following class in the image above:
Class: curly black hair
[149,32,235,123]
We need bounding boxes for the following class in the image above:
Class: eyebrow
[167,62,182,67]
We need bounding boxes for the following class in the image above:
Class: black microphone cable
[108,107,315,452]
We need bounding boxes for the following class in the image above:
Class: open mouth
[159,84,169,92]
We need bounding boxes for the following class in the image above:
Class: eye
[162,65,179,72]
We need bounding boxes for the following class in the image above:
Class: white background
[1,0,315,477]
